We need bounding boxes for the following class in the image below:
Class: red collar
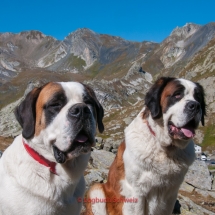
[146,121,156,137]
[23,139,58,175]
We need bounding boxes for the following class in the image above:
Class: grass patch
[66,54,86,69]
[201,124,215,151]
[208,166,215,171]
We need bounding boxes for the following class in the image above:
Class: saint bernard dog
[0,82,104,215]
[85,77,206,215]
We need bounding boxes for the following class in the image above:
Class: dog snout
[68,103,91,119]
[186,101,200,113]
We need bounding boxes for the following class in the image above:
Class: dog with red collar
[0,82,104,215]
[85,77,206,215]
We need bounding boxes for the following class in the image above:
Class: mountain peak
[18,30,46,40]
[170,23,201,38]
[66,28,97,39]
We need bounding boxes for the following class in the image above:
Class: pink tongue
[75,134,88,143]
[181,128,195,138]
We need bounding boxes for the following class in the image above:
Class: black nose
[186,101,200,112]
[68,103,91,119]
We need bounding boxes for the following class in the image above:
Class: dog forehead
[178,78,196,94]
[38,82,64,103]
[58,82,85,101]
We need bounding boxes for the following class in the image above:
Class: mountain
[0,22,215,152]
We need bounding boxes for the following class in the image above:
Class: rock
[123,117,133,125]
[195,188,210,197]
[103,138,114,152]
[95,137,103,144]
[212,174,215,190]
[208,191,215,199]
[184,160,212,190]
[180,182,195,193]
[111,149,118,154]
[178,194,214,215]
[112,140,122,149]
[95,137,103,150]
[90,149,115,170]
[0,151,2,158]
[194,130,204,144]
[103,142,113,152]
[85,170,104,188]
[85,149,115,188]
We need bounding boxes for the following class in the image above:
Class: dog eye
[47,103,63,111]
[173,92,182,99]
[49,103,62,107]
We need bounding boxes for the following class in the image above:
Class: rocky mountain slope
[1,22,215,146]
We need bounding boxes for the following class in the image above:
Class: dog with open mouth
[0,82,104,215]
[85,77,206,215]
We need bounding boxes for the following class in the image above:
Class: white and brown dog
[0,82,104,215]
[85,77,206,215]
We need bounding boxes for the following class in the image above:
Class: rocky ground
[1,136,215,215]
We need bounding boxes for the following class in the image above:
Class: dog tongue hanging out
[85,77,206,215]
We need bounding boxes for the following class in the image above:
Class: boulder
[112,140,122,149]
[179,182,195,193]
[85,149,115,189]
[95,137,103,144]
[90,149,115,169]
[103,142,113,152]
[178,194,214,215]
[103,138,114,152]
[95,137,104,150]
[184,160,212,190]
[111,149,118,154]
[123,117,133,125]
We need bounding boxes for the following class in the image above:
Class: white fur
[0,82,96,215]
[90,188,107,215]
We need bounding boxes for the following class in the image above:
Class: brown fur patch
[35,82,63,136]
[160,80,179,113]
[85,141,126,215]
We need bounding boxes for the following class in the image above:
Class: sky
[1,0,215,42]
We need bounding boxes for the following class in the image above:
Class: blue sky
[1,0,215,42]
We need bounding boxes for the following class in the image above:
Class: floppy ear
[15,87,42,139]
[82,84,104,133]
[145,77,175,119]
[195,83,206,126]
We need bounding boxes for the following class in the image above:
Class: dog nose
[68,103,91,118]
[186,101,200,112]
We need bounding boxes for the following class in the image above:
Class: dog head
[145,77,206,148]
[15,82,104,163]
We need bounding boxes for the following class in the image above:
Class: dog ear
[195,83,206,126]
[82,84,104,133]
[145,77,175,119]
[15,87,42,139]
